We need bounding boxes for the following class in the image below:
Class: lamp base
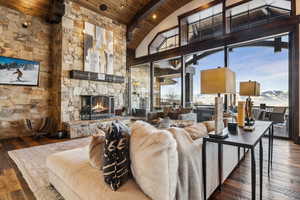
[243,125,255,131]
[209,128,229,139]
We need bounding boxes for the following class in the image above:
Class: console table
[202,121,274,200]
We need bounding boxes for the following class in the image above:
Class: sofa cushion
[184,123,208,140]
[130,121,178,200]
[88,133,105,170]
[47,147,150,200]
[103,122,131,191]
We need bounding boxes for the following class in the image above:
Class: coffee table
[202,121,274,200]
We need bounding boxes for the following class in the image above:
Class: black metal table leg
[218,143,223,191]
[238,147,241,164]
[251,147,256,200]
[260,139,263,200]
[271,124,274,168]
[203,140,207,200]
[268,127,271,177]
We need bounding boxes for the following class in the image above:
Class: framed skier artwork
[0,56,40,86]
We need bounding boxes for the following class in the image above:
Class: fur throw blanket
[168,127,203,200]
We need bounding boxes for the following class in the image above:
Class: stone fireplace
[80,95,115,120]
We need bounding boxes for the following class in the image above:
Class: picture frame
[0,56,40,86]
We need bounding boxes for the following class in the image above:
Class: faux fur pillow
[184,123,208,140]
[130,121,178,200]
[88,132,105,170]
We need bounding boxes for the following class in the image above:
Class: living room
[0,0,300,200]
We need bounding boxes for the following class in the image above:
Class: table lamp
[201,67,236,138]
[239,81,260,130]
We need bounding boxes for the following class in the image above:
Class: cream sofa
[46,128,244,200]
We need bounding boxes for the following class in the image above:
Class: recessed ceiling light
[99,4,108,11]
[22,21,31,28]
[152,14,157,20]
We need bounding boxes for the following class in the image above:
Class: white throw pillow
[130,121,178,200]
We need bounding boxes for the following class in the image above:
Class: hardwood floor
[0,137,299,200]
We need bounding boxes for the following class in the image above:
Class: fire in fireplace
[80,95,115,120]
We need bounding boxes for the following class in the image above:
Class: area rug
[8,137,91,200]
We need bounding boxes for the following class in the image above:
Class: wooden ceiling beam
[127,0,167,41]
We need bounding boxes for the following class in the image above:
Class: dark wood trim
[289,26,300,143]
[226,0,252,10]
[178,0,223,20]
[291,0,296,16]
[69,70,125,83]
[288,31,293,140]
[181,56,186,107]
[150,62,154,111]
[130,15,300,66]
[127,67,132,115]
[127,0,167,41]
[222,0,226,35]
[224,46,229,111]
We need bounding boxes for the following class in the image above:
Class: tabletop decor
[201,67,236,138]
[240,81,261,131]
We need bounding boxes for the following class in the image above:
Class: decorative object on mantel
[240,80,261,131]
[0,56,40,86]
[201,67,236,139]
[84,22,114,74]
[70,70,124,83]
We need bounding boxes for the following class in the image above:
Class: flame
[93,102,106,112]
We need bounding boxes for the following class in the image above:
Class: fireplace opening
[80,95,115,120]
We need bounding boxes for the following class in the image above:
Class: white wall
[297,0,300,15]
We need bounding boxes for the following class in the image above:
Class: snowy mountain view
[193,90,288,107]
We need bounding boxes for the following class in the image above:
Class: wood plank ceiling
[0,0,193,49]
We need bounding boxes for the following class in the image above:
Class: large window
[153,58,182,110]
[229,35,289,107]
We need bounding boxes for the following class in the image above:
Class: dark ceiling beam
[185,41,289,66]
[127,0,167,41]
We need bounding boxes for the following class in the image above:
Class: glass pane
[131,64,151,114]
[183,3,223,44]
[228,0,291,32]
[149,28,179,54]
[153,58,182,110]
[189,48,225,106]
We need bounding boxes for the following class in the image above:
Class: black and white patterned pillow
[103,122,131,191]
